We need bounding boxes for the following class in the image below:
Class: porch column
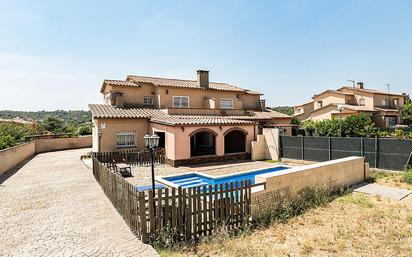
[216,132,224,156]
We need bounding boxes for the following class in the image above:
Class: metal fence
[280,136,412,171]
[93,148,166,166]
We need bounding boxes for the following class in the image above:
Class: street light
[337,105,344,137]
[144,134,160,211]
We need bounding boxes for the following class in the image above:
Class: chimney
[197,70,209,89]
[259,99,266,111]
[356,82,364,89]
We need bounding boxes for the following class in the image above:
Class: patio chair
[111,155,132,177]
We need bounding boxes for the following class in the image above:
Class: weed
[337,194,375,208]
[401,170,412,184]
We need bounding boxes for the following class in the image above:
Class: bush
[77,124,92,135]
[401,170,412,184]
[0,135,17,150]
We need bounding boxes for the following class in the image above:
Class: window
[116,132,136,148]
[393,98,399,107]
[220,98,233,109]
[317,101,323,108]
[173,96,189,108]
[143,96,154,106]
[381,99,387,106]
[359,98,365,106]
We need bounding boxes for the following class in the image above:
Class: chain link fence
[280,136,412,171]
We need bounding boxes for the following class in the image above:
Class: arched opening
[190,131,216,157]
[224,130,246,154]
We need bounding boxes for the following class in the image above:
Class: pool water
[162,166,289,189]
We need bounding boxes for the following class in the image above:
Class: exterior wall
[104,84,157,107]
[149,122,256,161]
[0,142,35,176]
[105,85,261,110]
[251,157,369,217]
[373,94,404,109]
[35,136,92,153]
[310,105,337,121]
[313,92,345,110]
[294,102,314,120]
[251,128,280,161]
[93,118,149,152]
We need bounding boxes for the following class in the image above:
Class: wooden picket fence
[92,156,252,243]
[93,148,166,166]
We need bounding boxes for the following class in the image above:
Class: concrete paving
[0,148,158,257]
[354,182,412,201]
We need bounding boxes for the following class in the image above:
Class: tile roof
[89,104,290,125]
[338,86,404,97]
[89,104,167,119]
[124,75,262,95]
[150,117,253,126]
[103,80,139,87]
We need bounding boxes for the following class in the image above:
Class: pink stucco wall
[150,122,256,161]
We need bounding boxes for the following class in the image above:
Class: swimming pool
[158,166,289,189]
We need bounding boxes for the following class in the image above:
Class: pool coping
[155,164,293,189]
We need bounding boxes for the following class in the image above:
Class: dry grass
[160,174,412,257]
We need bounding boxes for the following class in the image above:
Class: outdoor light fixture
[144,133,161,213]
[337,105,344,137]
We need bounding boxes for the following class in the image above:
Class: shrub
[0,135,17,150]
[401,170,412,184]
[77,124,92,135]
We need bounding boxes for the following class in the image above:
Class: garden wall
[35,136,92,153]
[0,136,92,176]
[251,156,369,217]
[0,141,36,176]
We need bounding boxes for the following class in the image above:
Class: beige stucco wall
[35,136,92,154]
[93,118,149,152]
[150,122,256,160]
[0,142,36,175]
[106,84,261,110]
[251,128,280,161]
[252,156,369,217]
[313,92,346,110]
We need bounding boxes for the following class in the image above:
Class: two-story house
[89,70,292,166]
[293,82,405,127]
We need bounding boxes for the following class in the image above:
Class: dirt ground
[161,172,412,257]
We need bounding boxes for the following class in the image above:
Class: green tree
[0,135,16,150]
[40,117,65,134]
[342,113,375,137]
[399,102,412,125]
[77,124,92,136]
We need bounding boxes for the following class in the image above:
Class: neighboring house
[293,82,405,127]
[89,70,292,166]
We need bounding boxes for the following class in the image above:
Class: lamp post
[337,105,344,137]
[144,133,160,211]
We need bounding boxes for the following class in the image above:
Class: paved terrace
[0,148,158,257]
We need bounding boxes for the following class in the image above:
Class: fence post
[375,137,379,168]
[301,136,305,161]
[361,138,365,157]
[328,137,332,160]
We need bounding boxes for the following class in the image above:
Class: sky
[0,0,411,111]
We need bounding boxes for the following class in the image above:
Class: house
[89,70,292,166]
[293,82,405,127]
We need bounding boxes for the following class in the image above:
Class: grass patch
[369,171,398,182]
[401,170,412,184]
[337,193,375,208]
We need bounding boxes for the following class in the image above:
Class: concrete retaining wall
[251,156,370,217]
[35,136,92,153]
[251,128,280,161]
[0,142,36,176]
[0,136,92,176]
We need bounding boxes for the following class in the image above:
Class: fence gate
[280,136,412,171]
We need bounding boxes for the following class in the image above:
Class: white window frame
[173,96,189,108]
[220,98,234,109]
[143,96,154,106]
[381,99,387,106]
[317,101,323,108]
[359,98,365,106]
[116,131,136,148]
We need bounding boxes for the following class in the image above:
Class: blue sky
[0,0,411,111]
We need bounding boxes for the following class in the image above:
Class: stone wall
[251,156,370,217]
[0,142,36,176]
[35,136,92,153]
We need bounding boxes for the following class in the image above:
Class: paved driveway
[0,148,158,257]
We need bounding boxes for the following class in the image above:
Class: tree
[399,102,412,125]
[77,124,92,135]
[342,113,375,137]
[40,117,65,134]
[402,93,411,104]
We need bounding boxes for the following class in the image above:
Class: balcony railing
[162,107,255,116]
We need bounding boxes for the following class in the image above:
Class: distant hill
[0,110,91,125]
[269,106,294,115]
